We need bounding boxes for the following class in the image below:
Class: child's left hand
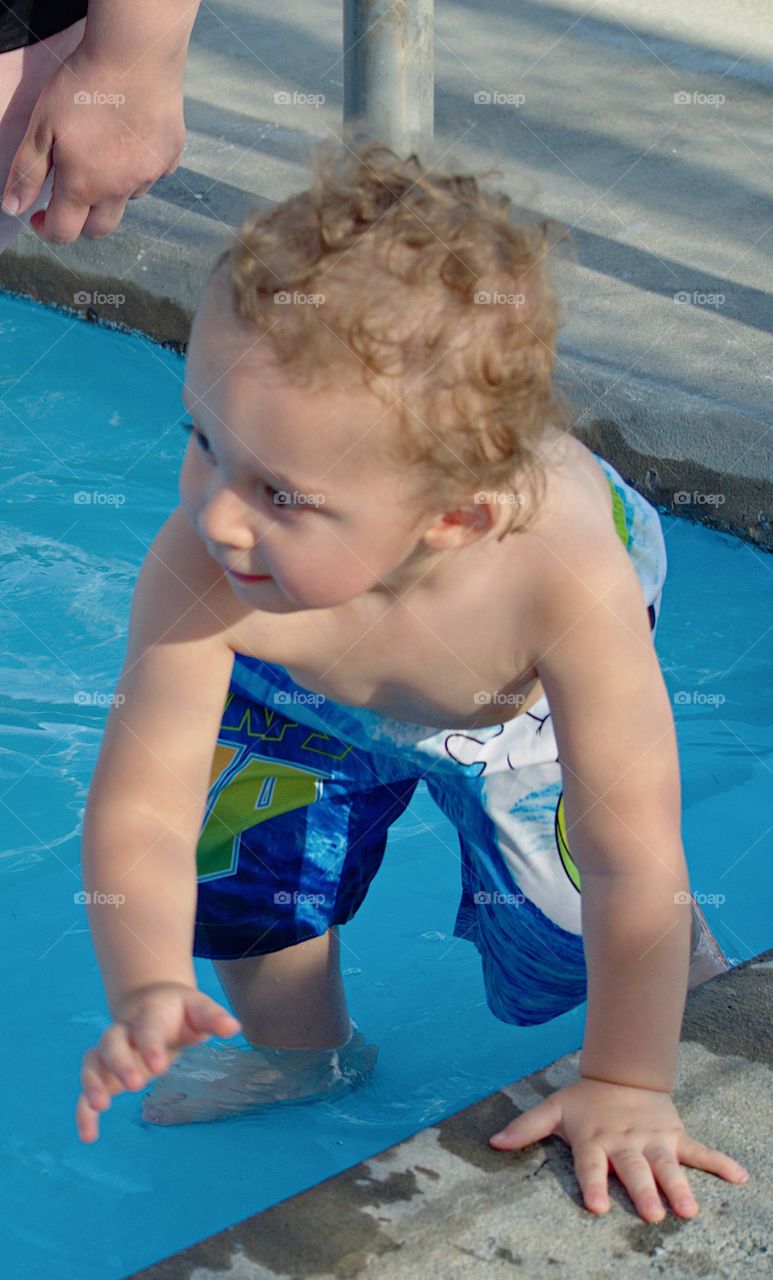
[489,1076,749,1222]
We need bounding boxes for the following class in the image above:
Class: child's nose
[197,486,256,550]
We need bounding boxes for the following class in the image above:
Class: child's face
[179,272,439,611]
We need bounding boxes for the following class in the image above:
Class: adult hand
[1,43,185,243]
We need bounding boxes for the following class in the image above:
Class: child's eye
[264,485,297,510]
[181,418,213,458]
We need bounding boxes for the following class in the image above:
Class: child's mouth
[227,570,271,583]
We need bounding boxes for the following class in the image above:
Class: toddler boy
[76,141,747,1222]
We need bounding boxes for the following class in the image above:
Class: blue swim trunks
[193,454,668,1027]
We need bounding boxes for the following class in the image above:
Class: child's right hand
[75,982,242,1143]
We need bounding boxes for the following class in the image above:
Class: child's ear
[421,498,496,549]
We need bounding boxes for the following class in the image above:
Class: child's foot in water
[141,1025,377,1125]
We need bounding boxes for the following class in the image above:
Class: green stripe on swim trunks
[607,475,630,548]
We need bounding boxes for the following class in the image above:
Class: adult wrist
[78,0,201,73]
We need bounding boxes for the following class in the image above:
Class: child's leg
[147,683,422,1127]
[141,928,378,1127]
[211,926,354,1049]
[0,18,86,252]
[425,679,730,1029]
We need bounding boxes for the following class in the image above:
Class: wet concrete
[0,0,771,546]
[127,950,772,1280]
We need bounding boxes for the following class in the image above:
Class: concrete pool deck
[128,949,773,1280]
[0,0,771,547]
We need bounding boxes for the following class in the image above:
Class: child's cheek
[177,462,200,528]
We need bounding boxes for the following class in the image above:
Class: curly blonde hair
[213,140,575,537]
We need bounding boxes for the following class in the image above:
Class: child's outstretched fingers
[75,987,242,1142]
[677,1134,750,1184]
[76,1044,150,1144]
[489,1079,751,1224]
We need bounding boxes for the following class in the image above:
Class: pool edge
[1,238,771,552]
[126,948,773,1280]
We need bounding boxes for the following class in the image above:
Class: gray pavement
[129,950,773,1280]
[0,1,771,542]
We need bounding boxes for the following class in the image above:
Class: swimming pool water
[0,291,770,1279]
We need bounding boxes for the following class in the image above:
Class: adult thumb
[2,122,53,216]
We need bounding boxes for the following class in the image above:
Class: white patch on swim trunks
[443,724,505,773]
[481,764,582,936]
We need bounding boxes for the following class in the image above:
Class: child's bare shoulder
[514,435,644,653]
[521,434,617,571]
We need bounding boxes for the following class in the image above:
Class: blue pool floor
[0,292,771,1278]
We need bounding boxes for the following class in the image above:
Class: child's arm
[77,507,248,1136]
[82,505,244,1009]
[489,530,749,1218]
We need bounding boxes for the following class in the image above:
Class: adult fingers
[28,178,91,244]
[79,196,129,240]
[2,121,53,216]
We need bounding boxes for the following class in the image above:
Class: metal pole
[343,0,434,155]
